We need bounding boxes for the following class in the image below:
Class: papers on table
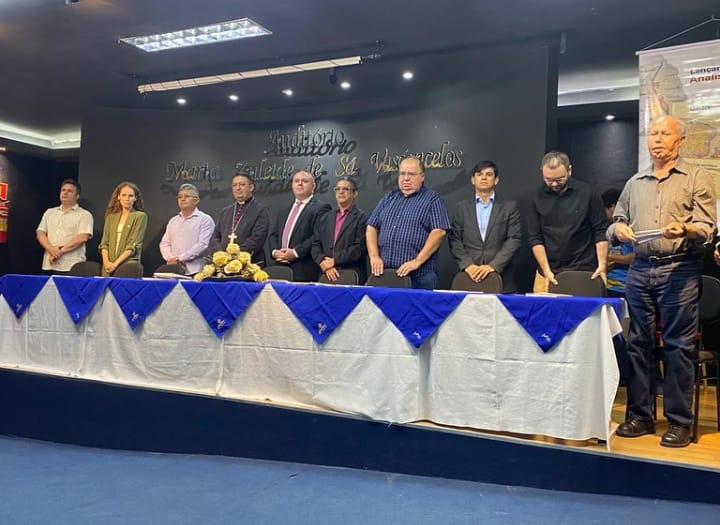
[634,229,663,245]
[152,272,193,280]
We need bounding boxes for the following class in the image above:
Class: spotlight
[282,88,294,97]
[64,0,79,5]
[339,80,351,90]
[329,68,337,85]
[176,97,187,105]
[402,70,414,81]
[605,114,615,121]
[228,94,239,102]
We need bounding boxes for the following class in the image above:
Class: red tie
[281,201,302,248]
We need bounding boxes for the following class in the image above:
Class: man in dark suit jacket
[209,172,270,265]
[311,176,368,283]
[448,160,522,292]
[270,170,331,281]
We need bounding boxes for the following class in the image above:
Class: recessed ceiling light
[0,146,6,152]
[282,88,294,97]
[228,94,239,102]
[402,70,414,80]
[176,97,187,105]
[605,114,615,121]
[339,81,351,90]
[120,18,271,52]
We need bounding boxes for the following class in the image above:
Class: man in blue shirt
[366,156,451,289]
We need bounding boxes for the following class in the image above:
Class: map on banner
[638,39,720,212]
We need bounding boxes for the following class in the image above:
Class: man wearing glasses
[527,151,608,292]
[366,156,451,289]
[160,183,215,275]
[311,176,368,283]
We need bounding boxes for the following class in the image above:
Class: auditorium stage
[1,368,718,505]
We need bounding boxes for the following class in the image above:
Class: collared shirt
[284,195,313,245]
[609,157,717,257]
[367,186,451,278]
[159,208,215,274]
[527,177,607,272]
[36,204,94,271]
[334,205,352,244]
[475,192,495,241]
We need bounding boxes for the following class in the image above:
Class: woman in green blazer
[99,181,148,276]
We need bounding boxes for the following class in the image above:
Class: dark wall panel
[79,44,551,288]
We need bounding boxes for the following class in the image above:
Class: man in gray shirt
[608,115,717,448]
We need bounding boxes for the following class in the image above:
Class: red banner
[0,182,8,244]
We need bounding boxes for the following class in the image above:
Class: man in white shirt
[36,179,94,274]
[159,183,215,275]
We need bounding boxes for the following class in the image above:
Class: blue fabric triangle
[109,279,177,330]
[366,287,467,348]
[0,274,50,319]
[498,295,620,353]
[181,280,265,337]
[272,283,367,344]
[53,276,110,324]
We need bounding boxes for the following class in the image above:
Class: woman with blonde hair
[99,182,148,276]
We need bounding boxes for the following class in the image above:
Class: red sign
[0,182,8,244]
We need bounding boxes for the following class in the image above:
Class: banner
[638,39,720,224]
[0,182,8,244]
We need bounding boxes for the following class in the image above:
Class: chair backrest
[450,271,503,293]
[548,270,606,297]
[113,262,144,278]
[700,275,720,324]
[318,269,359,285]
[154,263,185,275]
[265,265,294,281]
[68,261,102,277]
[365,270,411,288]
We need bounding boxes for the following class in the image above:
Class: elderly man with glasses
[311,176,368,283]
[527,150,609,292]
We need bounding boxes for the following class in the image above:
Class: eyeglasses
[543,175,568,185]
[334,187,355,193]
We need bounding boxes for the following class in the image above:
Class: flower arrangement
[193,242,269,282]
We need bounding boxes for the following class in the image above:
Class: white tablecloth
[0,279,622,443]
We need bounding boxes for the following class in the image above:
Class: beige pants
[533,271,550,293]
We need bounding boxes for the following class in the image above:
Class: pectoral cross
[228,232,237,244]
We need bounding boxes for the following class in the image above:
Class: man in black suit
[448,160,522,292]
[312,176,368,283]
[270,170,331,281]
[209,172,270,265]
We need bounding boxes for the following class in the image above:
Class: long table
[0,275,623,444]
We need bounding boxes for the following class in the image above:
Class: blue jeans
[411,271,437,290]
[624,257,701,426]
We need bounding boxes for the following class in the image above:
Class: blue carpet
[0,436,717,525]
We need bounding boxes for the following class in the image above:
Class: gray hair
[540,151,571,171]
[178,183,199,198]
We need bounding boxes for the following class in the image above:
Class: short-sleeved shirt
[367,186,451,278]
[527,178,607,272]
[36,204,94,271]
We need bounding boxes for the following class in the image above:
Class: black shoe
[661,425,691,448]
[616,418,656,438]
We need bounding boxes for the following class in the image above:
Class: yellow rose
[224,259,242,274]
[202,264,216,277]
[236,252,251,265]
[226,243,240,255]
[246,263,260,274]
[193,273,205,282]
[212,251,230,266]
[253,270,269,282]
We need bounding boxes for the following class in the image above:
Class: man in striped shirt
[366,156,451,289]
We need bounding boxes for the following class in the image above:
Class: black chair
[318,269,359,285]
[692,275,720,442]
[265,265,294,281]
[113,262,144,278]
[365,270,411,288]
[549,270,606,297]
[154,263,185,275]
[68,261,102,277]
[450,271,503,293]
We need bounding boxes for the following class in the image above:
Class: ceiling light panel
[120,18,271,52]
